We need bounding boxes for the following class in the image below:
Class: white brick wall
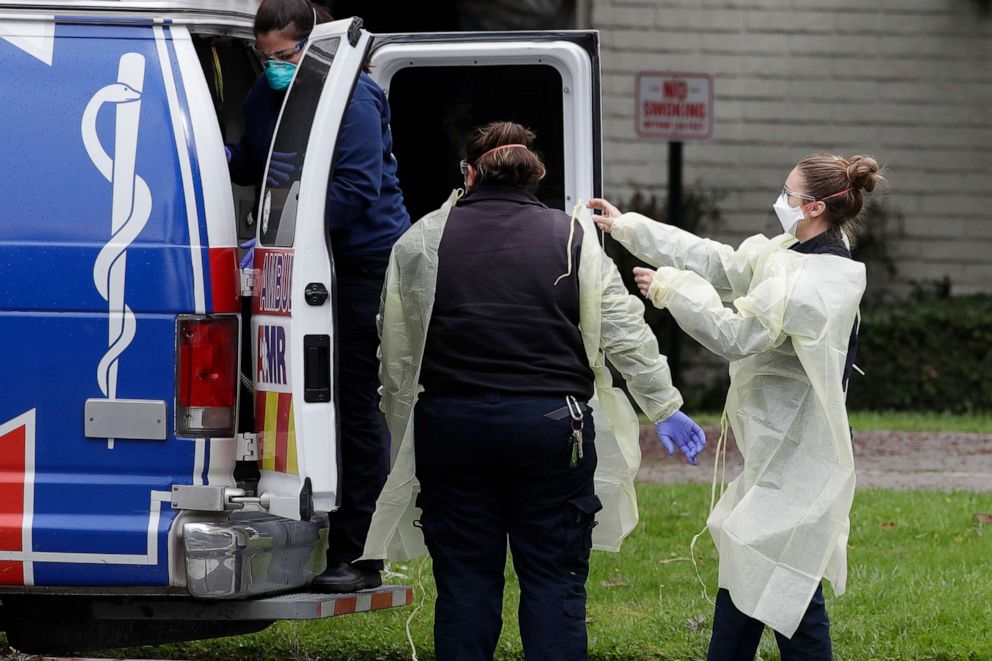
[592,0,992,294]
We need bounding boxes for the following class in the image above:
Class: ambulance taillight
[176,315,239,437]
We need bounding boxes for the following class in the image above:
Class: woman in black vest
[388,121,705,660]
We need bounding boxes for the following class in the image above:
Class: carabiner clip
[565,395,584,467]
[565,395,583,426]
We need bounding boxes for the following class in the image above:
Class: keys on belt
[565,395,584,469]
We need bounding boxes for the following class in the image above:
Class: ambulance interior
[191,36,263,239]
[191,35,570,240]
[384,64,567,222]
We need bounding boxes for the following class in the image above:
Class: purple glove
[239,238,256,269]
[224,145,232,163]
[266,150,298,187]
[655,411,706,465]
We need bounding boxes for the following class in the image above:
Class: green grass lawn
[846,410,991,434]
[106,484,992,661]
[663,410,991,433]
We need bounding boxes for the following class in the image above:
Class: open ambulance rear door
[251,18,370,520]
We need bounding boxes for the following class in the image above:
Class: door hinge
[240,268,258,298]
[236,432,257,461]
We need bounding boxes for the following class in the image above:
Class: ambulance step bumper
[0,587,413,654]
[87,585,415,621]
[183,511,329,599]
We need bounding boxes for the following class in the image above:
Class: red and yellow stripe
[255,390,298,474]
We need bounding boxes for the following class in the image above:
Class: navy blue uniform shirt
[228,72,410,257]
[328,72,410,256]
[227,74,283,190]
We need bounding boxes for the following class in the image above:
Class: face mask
[772,191,806,237]
[264,61,296,90]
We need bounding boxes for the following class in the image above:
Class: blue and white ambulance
[0,0,602,652]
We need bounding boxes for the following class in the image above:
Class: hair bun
[846,155,880,192]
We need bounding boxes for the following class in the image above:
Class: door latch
[304,334,331,403]
[304,282,329,306]
[171,485,271,512]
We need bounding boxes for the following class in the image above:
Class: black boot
[312,563,383,593]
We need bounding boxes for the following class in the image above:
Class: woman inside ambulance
[589,154,881,660]
[227,0,410,593]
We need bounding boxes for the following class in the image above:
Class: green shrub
[849,295,992,412]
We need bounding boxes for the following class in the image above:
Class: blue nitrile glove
[656,411,707,465]
[239,238,256,269]
[224,145,232,163]
[266,150,298,187]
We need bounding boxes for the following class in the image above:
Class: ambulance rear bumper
[183,511,329,599]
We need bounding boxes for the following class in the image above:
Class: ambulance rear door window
[259,36,340,247]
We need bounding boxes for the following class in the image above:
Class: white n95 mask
[772,192,806,237]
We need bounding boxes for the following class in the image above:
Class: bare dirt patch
[636,424,992,492]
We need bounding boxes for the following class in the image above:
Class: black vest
[420,186,594,399]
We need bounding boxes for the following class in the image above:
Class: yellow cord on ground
[405,556,429,661]
[690,409,729,605]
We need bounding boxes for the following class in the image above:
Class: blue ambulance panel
[0,21,227,586]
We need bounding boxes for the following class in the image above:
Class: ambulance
[0,0,602,653]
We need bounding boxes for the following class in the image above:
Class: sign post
[635,72,713,386]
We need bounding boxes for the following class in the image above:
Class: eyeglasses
[253,37,307,62]
[782,185,816,201]
[459,160,470,176]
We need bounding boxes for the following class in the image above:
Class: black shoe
[312,563,383,593]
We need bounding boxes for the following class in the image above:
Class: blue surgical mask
[264,61,296,90]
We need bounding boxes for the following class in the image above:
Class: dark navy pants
[326,254,390,572]
[707,584,832,661]
[414,393,600,661]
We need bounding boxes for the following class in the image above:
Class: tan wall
[592,0,992,295]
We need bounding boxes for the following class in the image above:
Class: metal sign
[636,72,713,141]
